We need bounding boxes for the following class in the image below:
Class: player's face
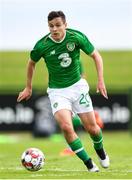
[48,17,67,41]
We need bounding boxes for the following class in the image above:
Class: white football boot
[84,158,99,172]
[88,161,99,172]
[99,154,110,168]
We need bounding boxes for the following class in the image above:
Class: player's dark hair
[48,11,66,22]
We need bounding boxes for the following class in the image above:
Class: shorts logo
[66,42,75,51]
[53,102,58,108]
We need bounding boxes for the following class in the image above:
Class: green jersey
[30,28,94,88]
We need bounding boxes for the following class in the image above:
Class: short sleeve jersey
[30,28,95,88]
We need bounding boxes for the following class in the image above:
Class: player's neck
[49,32,66,43]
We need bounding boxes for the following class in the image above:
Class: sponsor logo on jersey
[58,53,72,68]
[66,42,75,51]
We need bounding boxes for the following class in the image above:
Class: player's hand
[96,80,108,99]
[17,87,32,102]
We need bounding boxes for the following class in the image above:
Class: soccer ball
[21,147,45,171]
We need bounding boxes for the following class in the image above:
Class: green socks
[69,138,90,162]
[72,115,82,128]
[70,117,104,162]
[90,130,103,150]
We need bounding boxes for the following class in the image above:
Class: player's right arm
[17,36,44,102]
[17,59,36,102]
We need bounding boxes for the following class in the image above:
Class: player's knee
[60,122,72,133]
[88,125,100,136]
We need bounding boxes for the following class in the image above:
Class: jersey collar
[49,32,66,43]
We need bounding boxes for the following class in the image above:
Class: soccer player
[17,11,110,172]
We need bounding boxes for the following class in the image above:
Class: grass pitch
[0,131,132,179]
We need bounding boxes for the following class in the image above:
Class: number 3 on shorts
[79,93,90,107]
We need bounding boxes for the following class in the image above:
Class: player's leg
[72,113,82,128]
[54,109,99,172]
[47,86,99,172]
[79,111,110,168]
[60,112,104,156]
[60,113,82,156]
[72,78,109,169]
[94,111,104,129]
[72,111,104,130]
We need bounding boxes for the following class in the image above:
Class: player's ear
[65,22,67,28]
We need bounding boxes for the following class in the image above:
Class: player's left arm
[90,50,108,99]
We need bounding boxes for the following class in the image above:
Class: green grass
[0,131,132,179]
[0,50,132,93]
[81,50,132,93]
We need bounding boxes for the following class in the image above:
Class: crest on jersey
[66,42,75,51]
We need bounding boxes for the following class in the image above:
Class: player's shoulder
[66,28,86,37]
[34,33,50,49]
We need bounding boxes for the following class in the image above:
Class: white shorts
[47,78,93,115]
